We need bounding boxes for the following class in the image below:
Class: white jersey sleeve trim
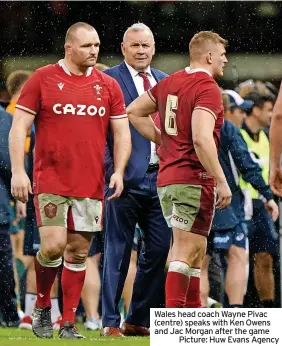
[110,114,128,119]
[194,106,217,120]
[15,104,37,116]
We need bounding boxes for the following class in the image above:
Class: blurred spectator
[222,89,253,127]
[237,80,278,100]
[0,104,20,326]
[240,91,279,308]
[6,70,32,314]
[201,90,275,308]
[6,70,32,115]
[0,89,10,108]
[81,233,103,331]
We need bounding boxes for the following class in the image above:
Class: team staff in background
[127,31,231,308]
[241,92,279,308]
[102,23,171,337]
[9,21,131,339]
[201,90,278,309]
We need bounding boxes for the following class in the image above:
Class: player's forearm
[113,130,132,175]
[9,121,27,174]
[269,112,282,170]
[130,116,161,145]
[194,137,226,184]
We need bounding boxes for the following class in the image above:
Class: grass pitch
[0,327,150,346]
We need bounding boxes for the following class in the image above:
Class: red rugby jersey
[16,60,127,199]
[148,67,224,187]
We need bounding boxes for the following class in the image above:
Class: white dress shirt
[124,61,158,165]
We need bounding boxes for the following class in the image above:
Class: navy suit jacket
[103,61,167,188]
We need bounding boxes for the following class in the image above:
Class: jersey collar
[58,59,93,77]
[185,66,212,77]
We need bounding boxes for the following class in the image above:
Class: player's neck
[63,57,88,76]
[189,63,212,76]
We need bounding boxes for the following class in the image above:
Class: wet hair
[189,31,228,62]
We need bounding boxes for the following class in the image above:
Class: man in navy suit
[101,23,171,337]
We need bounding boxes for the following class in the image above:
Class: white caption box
[150,309,282,346]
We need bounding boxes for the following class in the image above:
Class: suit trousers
[0,227,19,323]
[102,170,171,327]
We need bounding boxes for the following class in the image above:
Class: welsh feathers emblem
[93,84,102,95]
[44,202,57,219]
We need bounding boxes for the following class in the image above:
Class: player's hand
[108,172,124,200]
[264,199,279,222]
[215,180,232,209]
[270,167,282,197]
[11,171,32,203]
[16,200,27,219]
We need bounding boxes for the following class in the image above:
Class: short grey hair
[123,23,155,43]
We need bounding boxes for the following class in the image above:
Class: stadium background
[1,1,282,345]
[1,1,282,97]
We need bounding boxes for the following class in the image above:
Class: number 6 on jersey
[165,94,178,136]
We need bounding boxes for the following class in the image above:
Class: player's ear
[207,52,212,65]
[65,43,72,56]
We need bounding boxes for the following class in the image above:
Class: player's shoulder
[35,63,57,77]
[193,71,216,83]
[91,68,120,89]
[195,73,220,93]
[169,69,186,79]
[158,69,184,86]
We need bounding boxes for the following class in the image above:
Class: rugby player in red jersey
[127,31,231,308]
[9,22,131,338]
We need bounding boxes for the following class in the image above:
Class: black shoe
[59,321,86,339]
[32,307,53,338]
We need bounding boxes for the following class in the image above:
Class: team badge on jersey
[93,84,102,95]
[44,202,57,219]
